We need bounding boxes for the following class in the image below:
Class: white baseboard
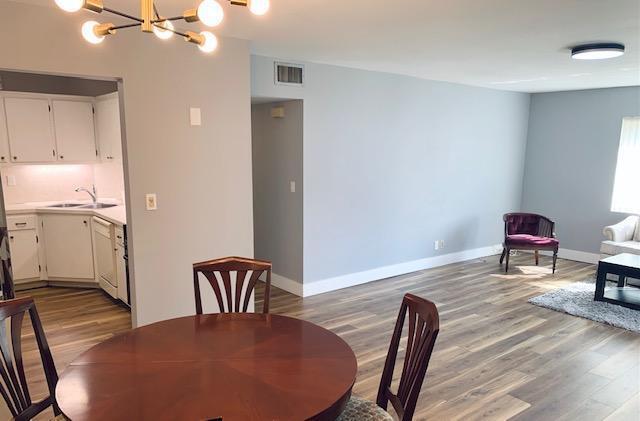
[269,246,600,298]
[558,249,600,264]
[302,244,503,297]
[534,248,600,265]
[270,273,304,296]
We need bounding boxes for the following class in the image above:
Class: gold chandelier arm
[153,22,190,38]
[112,22,142,30]
[184,30,205,46]
[83,0,104,13]
[102,6,144,22]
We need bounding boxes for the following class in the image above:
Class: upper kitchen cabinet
[4,97,57,162]
[52,99,98,162]
[0,99,10,163]
[95,94,122,161]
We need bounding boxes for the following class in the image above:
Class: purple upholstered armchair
[500,213,559,273]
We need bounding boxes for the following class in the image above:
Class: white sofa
[601,215,640,256]
[601,215,640,285]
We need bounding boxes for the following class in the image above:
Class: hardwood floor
[13,287,131,420]
[11,254,640,420]
[255,254,640,421]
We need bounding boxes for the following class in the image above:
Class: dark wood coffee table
[595,253,640,310]
[56,313,357,420]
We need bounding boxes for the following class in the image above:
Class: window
[611,116,640,214]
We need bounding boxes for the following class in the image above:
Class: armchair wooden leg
[535,250,539,266]
[500,248,506,265]
[505,249,510,273]
[552,250,558,274]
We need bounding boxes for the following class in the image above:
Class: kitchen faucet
[75,185,97,204]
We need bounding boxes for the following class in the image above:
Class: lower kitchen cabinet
[7,214,41,284]
[8,229,40,282]
[42,213,95,280]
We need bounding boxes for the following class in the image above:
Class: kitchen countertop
[6,201,127,226]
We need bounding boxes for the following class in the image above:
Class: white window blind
[611,116,640,214]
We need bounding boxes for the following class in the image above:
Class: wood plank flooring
[11,254,640,420]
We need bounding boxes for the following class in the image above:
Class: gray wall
[251,100,303,282]
[0,70,117,96]
[1,1,254,326]
[252,56,531,284]
[522,87,640,254]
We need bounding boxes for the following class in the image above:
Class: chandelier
[54,0,269,53]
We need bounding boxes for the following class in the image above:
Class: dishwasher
[93,217,117,298]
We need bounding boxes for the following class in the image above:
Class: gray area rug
[528,278,640,333]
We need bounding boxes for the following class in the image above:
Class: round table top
[56,313,357,421]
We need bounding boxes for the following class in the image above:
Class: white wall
[252,56,530,287]
[522,87,640,255]
[1,1,254,326]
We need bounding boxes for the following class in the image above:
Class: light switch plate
[6,175,16,186]
[290,181,296,193]
[145,193,157,210]
[190,107,201,126]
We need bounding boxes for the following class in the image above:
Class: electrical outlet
[439,240,445,250]
[6,175,16,186]
[145,193,157,210]
[434,240,445,250]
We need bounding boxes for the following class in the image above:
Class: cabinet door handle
[83,220,88,225]
[13,156,17,160]
[15,222,27,226]
[60,155,64,159]
[9,236,13,240]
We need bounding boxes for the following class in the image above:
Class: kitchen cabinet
[115,226,128,303]
[42,214,94,280]
[7,215,40,282]
[95,94,122,161]
[93,217,117,298]
[52,100,97,162]
[0,99,11,163]
[4,97,56,162]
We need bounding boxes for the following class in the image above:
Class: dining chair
[500,212,559,273]
[0,297,65,421]
[193,256,272,314]
[338,293,439,421]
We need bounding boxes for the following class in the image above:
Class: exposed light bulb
[198,31,218,53]
[55,0,84,12]
[81,21,105,44]
[197,0,224,27]
[153,19,174,40]
[248,0,269,15]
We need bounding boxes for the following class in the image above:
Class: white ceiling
[26,0,640,92]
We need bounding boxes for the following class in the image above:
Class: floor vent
[275,62,304,86]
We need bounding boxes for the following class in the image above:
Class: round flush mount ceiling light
[571,43,625,60]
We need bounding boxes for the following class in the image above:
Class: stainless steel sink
[78,203,117,209]
[48,203,84,208]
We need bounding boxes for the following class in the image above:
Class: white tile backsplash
[0,163,125,204]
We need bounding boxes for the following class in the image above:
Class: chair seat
[506,234,559,248]
[337,396,393,421]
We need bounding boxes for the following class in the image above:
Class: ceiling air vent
[274,62,304,86]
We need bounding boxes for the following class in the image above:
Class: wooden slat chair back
[193,256,272,314]
[0,297,61,421]
[376,293,439,421]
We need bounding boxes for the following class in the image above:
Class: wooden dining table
[56,313,358,420]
